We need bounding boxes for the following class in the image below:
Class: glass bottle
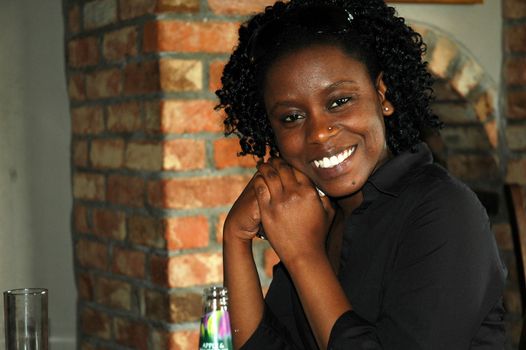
[198,286,233,350]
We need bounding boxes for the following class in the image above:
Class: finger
[269,158,298,188]
[319,194,335,221]
[252,173,271,207]
[290,166,314,186]
[256,162,284,198]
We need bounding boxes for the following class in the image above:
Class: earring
[384,106,389,112]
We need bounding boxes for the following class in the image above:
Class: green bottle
[198,286,233,350]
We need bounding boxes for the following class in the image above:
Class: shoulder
[397,162,490,245]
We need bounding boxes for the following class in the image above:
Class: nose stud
[328,126,333,131]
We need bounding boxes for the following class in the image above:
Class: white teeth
[313,146,356,169]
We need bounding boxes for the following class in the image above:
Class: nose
[305,111,336,144]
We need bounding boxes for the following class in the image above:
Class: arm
[222,175,265,349]
[254,159,350,349]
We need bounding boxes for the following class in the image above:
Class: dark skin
[223,44,395,349]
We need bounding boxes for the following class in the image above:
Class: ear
[375,73,395,117]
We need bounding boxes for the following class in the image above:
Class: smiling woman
[216,1,506,349]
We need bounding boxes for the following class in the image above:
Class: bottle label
[199,310,233,350]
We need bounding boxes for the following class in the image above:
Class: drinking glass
[3,288,48,350]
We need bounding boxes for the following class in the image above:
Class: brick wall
[504,0,526,181]
[64,1,525,349]
[65,1,276,349]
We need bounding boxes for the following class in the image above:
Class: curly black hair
[215,0,442,158]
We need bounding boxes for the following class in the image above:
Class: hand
[253,158,335,266]
[223,173,263,243]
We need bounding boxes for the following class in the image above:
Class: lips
[312,146,356,169]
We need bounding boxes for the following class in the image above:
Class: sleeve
[328,180,506,350]
[240,303,302,350]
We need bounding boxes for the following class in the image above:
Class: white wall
[0,0,75,348]
[393,1,502,85]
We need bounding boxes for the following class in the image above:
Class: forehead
[263,44,372,93]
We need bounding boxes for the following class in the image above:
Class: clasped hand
[224,158,335,267]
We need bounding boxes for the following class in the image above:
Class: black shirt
[241,143,507,350]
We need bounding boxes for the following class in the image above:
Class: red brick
[209,60,226,92]
[157,0,200,13]
[474,89,497,123]
[87,69,123,99]
[507,91,526,119]
[144,21,238,53]
[264,247,279,278]
[483,120,498,150]
[71,106,105,135]
[125,141,163,171]
[447,154,500,182]
[84,0,117,30]
[95,277,132,310]
[74,204,90,233]
[214,138,258,169]
[112,247,146,278]
[90,139,125,169]
[68,37,99,68]
[151,252,223,288]
[440,126,492,151]
[107,175,145,207]
[159,59,202,92]
[154,100,223,134]
[107,101,143,132]
[68,5,81,34]
[80,307,112,339]
[504,0,526,19]
[163,139,206,171]
[114,318,149,350]
[103,27,138,62]
[68,73,86,101]
[147,175,250,209]
[144,289,169,321]
[73,173,106,201]
[92,209,126,240]
[128,215,166,248]
[506,57,526,86]
[506,125,526,150]
[215,212,228,243]
[208,0,271,15]
[506,158,526,184]
[165,216,209,250]
[76,239,109,270]
[119,0,156,20]
[73,140,89,167]
[166,330,200,350]
[451,58,484,98]
[428,36,458,80]
[144,290,201,323]
[77,272,94,301]
[123,60,160,95]
[506,24,526,53]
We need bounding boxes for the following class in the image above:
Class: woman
[216,0,507,349]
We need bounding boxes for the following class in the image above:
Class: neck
[334,190,364,218]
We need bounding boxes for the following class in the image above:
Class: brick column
[503,0,526,183]
[64,1,276,349]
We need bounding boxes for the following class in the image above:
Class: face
[263,44,394,198]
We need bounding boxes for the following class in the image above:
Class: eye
[329,97,351,109]
[281,113,305,123]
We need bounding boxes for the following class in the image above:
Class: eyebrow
[266,80,360,115]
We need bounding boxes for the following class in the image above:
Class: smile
[312,146,356,169]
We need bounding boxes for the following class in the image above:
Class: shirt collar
[363,142,434,201]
